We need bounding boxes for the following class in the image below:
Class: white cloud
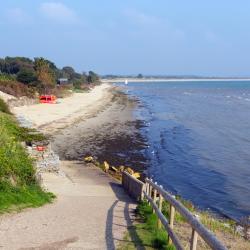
[123,9,160,26]
[40,2,78,23]
[5,8,29,23]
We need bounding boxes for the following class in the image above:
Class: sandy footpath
[0,161,136,249]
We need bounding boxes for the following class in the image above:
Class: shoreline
[12,83,148,170]
[11,83,247,223]
[9,82,250,246]
[102,78,250,83]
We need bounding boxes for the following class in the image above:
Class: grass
[119,201,175,250]
[0,184,55,214]
[0,104,54,213]
[119,198,249,250]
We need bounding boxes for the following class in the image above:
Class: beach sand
[12,82,148,170]
[12,83,113,133]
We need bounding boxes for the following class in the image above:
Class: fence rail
[122,172,228,250]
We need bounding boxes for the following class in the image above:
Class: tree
[62,66,75,80]
[87,71,99,84]
[34,57,56,93]
[17,69,37,84]
[137,73,143,79]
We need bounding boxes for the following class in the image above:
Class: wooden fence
[122,173,227,250]
[122,171,145,201]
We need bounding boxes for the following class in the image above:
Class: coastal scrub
[0,108,54,213]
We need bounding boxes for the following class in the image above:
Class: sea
[116,80,250,221]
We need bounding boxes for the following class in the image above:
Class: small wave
[183,92,192,95]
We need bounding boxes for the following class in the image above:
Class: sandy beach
[12,82,148,169]
[12,83,113,134]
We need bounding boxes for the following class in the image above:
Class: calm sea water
[117,81,250,220]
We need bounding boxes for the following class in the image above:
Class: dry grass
[0,79,35,98]
[174,220,250,250]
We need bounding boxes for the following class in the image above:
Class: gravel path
[0,161,136,250]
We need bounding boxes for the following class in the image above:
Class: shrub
[0,79,35,98]
[0,98,11,114]
[17,69,37,84]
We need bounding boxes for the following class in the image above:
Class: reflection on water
[118,81,250,220]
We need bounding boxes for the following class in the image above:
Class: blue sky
[0,0,250,76]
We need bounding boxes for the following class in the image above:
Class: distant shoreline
[102,78,250,83]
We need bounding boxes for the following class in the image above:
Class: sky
[0,0,250,76]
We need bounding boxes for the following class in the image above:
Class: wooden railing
[122,171,145,201]
[144,178,228,250]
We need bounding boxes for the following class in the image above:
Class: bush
[0,98,11,114]
[0,79,35,98]
[17,69,37,84]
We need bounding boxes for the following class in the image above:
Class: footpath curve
[0,161,136,250]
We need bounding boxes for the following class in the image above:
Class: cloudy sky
[1,0,250,76]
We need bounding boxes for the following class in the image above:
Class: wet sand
[51,89,149,171]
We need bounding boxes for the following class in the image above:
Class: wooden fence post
[153,188,157,213]
[168,204,175,245]
[190,229,198,250]
[157,193,163,229]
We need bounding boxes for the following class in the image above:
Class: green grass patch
[0,184,55,213]
[0,112,46,144]
[119,201,175,250]
[0,110,54,213]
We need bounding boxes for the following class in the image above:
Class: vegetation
[0,100,54,213]
[0,98,11,114]
[119,201,174,250]
[0,56,100,97]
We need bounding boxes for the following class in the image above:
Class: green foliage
[0,56,100,97]
[0,98,11,114]
[0,113,46,144]
[87,71,100,83]
[0,184,55,213]
[17,69,37,84]
[119,201,173,250]
[0,112,53,212]
[34,57,56,91]
[0,57,34,75]
[73,79,82,89]
[0,73,16,81]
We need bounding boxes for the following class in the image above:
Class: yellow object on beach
[132,172,140,179]
[126,167,134,175]
[111,166,118,172]
[103,161,109,172]
[84,156,94,163]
